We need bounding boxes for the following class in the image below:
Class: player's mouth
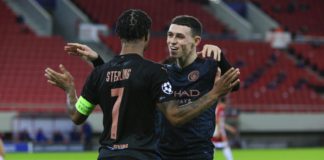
[169,46,178,51]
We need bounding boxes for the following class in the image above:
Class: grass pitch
[214,148,324,160]
[5,148,324,160]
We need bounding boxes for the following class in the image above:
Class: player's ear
[144,32,150,42]
[194,36,201,47]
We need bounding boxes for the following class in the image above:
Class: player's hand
[212,67,240,98]
[197,44,221,61]
[64,43,99,61]
[44,64,75,93]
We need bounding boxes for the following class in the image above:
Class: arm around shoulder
[157,67,240,126]
[157,91,220,126]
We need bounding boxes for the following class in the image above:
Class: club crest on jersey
[161,82,173,95]
[188,70,199,82]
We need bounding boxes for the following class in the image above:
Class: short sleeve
[150,65,175,103]
[91,56,105,67]
[219,52,240,91]
[219,52,232,75]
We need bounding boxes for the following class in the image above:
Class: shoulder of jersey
[141,60,167,72]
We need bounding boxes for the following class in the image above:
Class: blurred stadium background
[0,0,323,159]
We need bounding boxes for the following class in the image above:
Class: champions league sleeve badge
[161,82,173,95]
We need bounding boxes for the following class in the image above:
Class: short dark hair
[116,9,152,41]
[170,15,202,36]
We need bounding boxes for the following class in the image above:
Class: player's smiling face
[167,24,197,59]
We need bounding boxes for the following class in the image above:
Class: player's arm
[64,43,104,67]
[45,64,88,125]
[198,44,222,61]
[219,52,240,91]
[198,45,241,91]
[157,68,240,126]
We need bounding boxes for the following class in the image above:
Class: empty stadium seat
[252,0,324,36]
[0,1,92,112]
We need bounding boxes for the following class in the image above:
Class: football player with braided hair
[45,9,239,160]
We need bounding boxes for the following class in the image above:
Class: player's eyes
[177,35,185,39]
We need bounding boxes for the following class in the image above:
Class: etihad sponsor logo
[178,98,192,105]
[174,89,200,98]
[188,70,199,82]
[106,69,131,82]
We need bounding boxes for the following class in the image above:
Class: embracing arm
[198,44,239,91]
[157,91,220,126]
[157,68,240,126]
[64,43,104,67]
[198,44,222,61]
[45,64,87,125]
[219,52,240,91]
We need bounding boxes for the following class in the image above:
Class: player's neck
[120,41,145,56]
[176,51,197,69]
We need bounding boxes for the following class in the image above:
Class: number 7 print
[110,88,124,139]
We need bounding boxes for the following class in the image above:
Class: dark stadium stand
[291,43,324,72]
[0,1,30,35]
[0,0,323,113]
[1,0,324,153]
[0,35,92,112]
[102,34,324,111]
[0,1,92,112]
[73,0,228,35]
[252,0,324,36]
[200,40,324,112]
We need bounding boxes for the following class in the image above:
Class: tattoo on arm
[158,92,217,126]
[174,95,211,118]
[66,89,78,116]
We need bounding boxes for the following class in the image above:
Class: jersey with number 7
[77,54,174,159]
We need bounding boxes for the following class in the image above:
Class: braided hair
[116,9,152,41]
